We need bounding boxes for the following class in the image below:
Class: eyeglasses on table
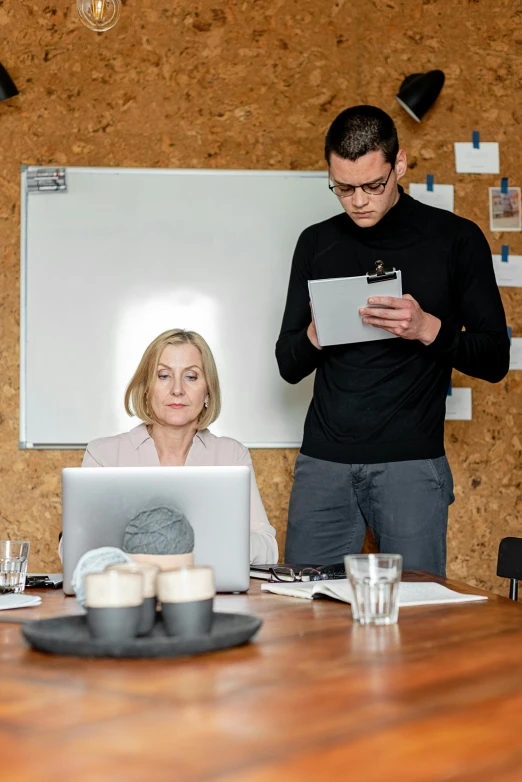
[268,566,323,583]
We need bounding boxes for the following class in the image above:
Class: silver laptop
[62,466,251,594]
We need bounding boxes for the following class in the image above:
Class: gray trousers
[285,453,455,577]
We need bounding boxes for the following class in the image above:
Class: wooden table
[2,573,522,782]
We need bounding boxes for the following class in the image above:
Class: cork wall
[0,0,521,593]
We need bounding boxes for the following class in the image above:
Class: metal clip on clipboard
[367,260,397,284]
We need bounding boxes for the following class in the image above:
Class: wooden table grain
[1,573,522,782]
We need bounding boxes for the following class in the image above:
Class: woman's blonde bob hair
[124,329,221,431]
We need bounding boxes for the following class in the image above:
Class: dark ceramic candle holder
[161,598,214,637]
[87,605,141,641]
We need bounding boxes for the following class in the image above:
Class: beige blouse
[81,423,278,565]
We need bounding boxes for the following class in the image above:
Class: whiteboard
[20,167,343,448]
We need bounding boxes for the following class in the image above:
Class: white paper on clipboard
[308,269,402,347]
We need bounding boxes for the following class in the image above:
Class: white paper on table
[454,142,500,174]
[409,183,454,213]
[445,388,472,421]
[0,594,42,610]
[397,582,487,606]
[509,337,522,370]
[492,254,522,287]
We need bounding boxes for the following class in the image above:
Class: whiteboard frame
[19,166,28,448]
[19,166,330,450]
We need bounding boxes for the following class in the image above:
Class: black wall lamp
[395,70,445,122]
[0,62,19,102]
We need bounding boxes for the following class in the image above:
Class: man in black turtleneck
[276,105,509,577]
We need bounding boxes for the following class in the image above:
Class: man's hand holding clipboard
[359,293,442,345]
[308,263,406,347]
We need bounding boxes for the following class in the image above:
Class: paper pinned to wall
[492,253,522,287]
[454,142,500,174]
[409,183,454,212]
[445,388,472,420]
[489,187,522,232]
[509,337,522,370]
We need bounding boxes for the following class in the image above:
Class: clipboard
[308,262,402,347]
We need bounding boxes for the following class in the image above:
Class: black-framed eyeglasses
[328,165,394,198]
[268,566,322,583]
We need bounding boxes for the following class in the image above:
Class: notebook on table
[261,579,488,607]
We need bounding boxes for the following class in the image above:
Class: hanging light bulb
[77,0,121,32]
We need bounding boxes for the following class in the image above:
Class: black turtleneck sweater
[276,188,509,464]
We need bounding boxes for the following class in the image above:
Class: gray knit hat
[122,506,195,556]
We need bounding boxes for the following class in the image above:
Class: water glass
[344,554,403,625]
[0,541,30,594]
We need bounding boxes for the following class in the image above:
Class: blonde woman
[82,329,278,565]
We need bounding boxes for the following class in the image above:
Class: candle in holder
[84,570,143,641]
[107,561,159,635]
[157,567,215,637]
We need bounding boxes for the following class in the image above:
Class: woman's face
[149,343,208,430]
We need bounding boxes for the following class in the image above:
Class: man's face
[328,149,407,228]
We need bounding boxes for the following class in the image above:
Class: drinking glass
[0,541,30,594]
[344,554,402,625]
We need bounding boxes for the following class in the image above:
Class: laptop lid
[62,466,251,595]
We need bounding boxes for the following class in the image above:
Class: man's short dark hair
[325,105,399,165]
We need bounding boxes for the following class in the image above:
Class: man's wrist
[419,314,442,346]
[307,322,322,350]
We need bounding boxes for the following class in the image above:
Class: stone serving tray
[22,611,262,659]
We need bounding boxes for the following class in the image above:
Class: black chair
[496,537,522,600]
